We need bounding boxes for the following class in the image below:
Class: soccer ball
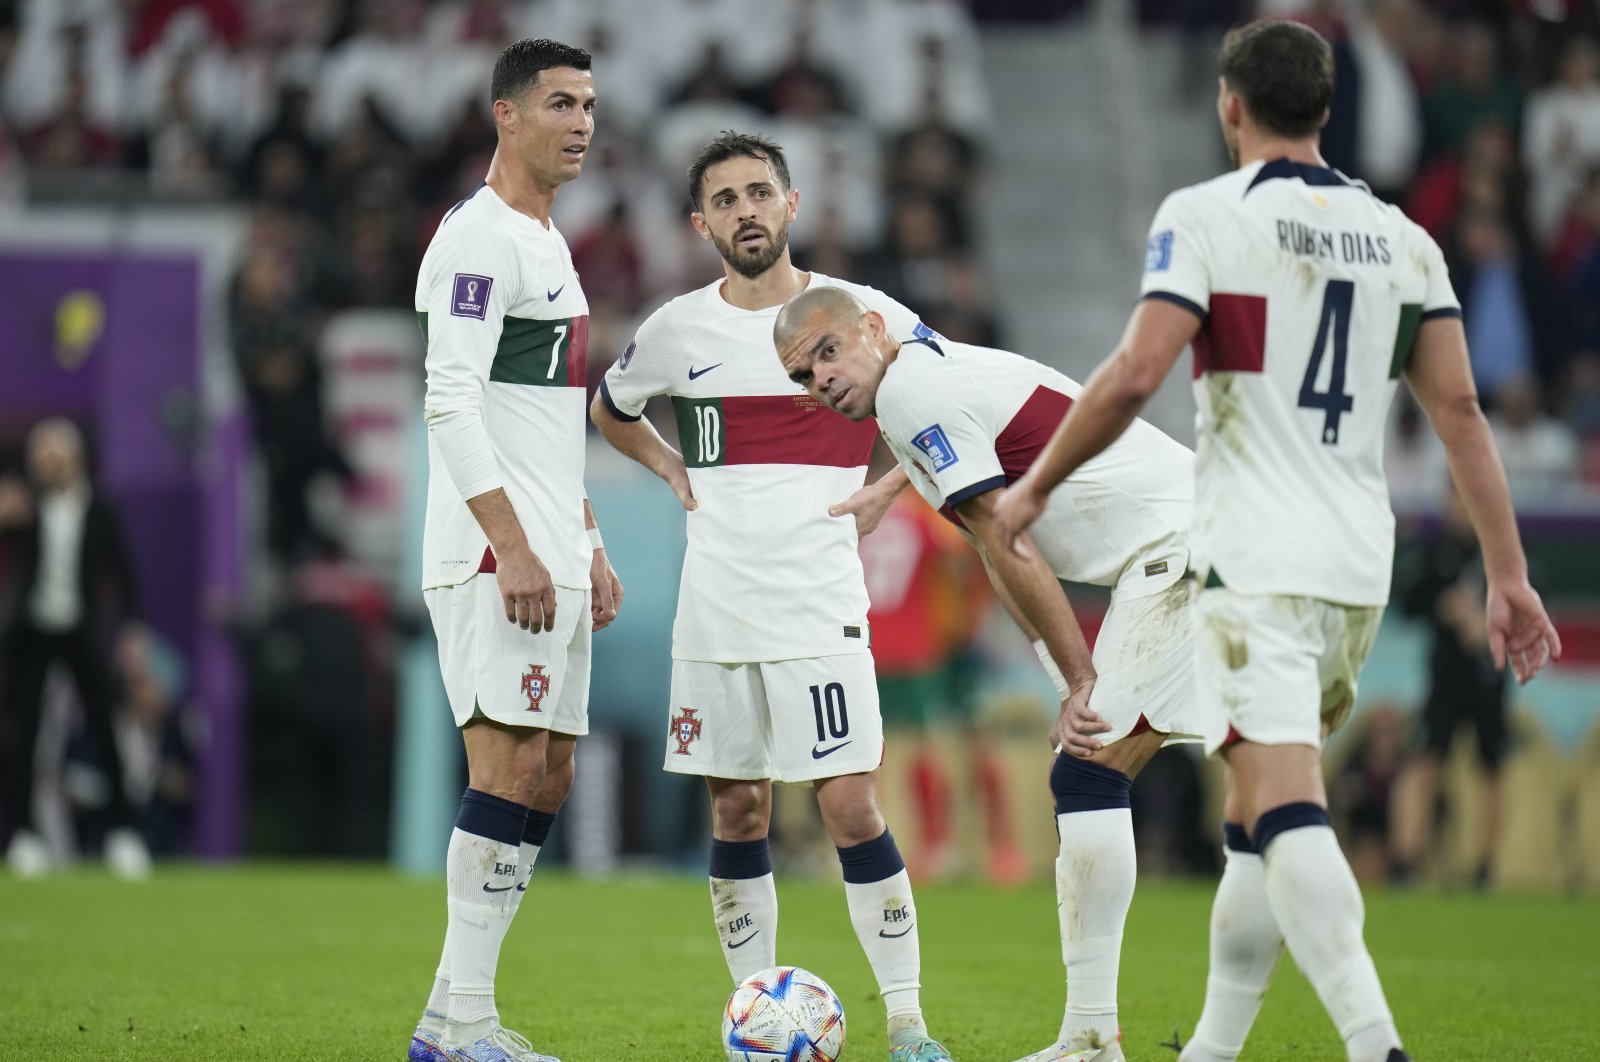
[723,965,846,1061]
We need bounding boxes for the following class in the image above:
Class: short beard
[712,220,790,279]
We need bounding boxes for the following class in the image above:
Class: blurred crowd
[0,0,1002,563]
[3,0,1596,879]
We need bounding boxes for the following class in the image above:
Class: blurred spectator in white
[1422,22,1520,163]
[770,120,884,254]
[1384,394,1448,509]
[418,0,515,147]
[22,65,120,169]
[128,7,251,159]
[849,0,991,135]
[652,43,766,186]
[4,4,125,136]
[1488,375,1579,501]
[313,0,430,144]
[128,51,226,194]
[1343,0,1424,203]
[1524,36,1600,248]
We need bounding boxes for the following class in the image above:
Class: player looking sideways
[409,38,622,1062]
[590,130,954,1062]
[773,285,1203,1062]
[990,20,1560,1062]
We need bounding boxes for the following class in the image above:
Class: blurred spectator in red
[1406,120,1521,239]
[23,67,120,169]
[570,200,648,317]
[1524,36,1600,248]
[1549,165,1600,281]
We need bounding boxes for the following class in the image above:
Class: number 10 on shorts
[810,682,849,741]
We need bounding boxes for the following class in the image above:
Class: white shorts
[1089,577,1203,745]
[1195,587,1382,755]
[664,653,884,783]
[424,575,591,735]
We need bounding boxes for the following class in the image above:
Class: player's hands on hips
[994,475,1049,559]
[1051,678,1110,758]
[590,548,624,632]
[830,479,895,537]
[1487,578,1562,684]
[665,458,698,512]
[497,545,557,632]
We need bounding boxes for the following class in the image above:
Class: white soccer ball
[723,965,847,1062]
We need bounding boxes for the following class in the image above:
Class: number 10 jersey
[1139,158,1461,606]
[600,274,924,663]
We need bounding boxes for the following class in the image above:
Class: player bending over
[775,284,1204,1062]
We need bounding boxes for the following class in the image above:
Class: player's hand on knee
[1051,679,1110,758]
[1488,580,1562,684]
[498,547,557,631]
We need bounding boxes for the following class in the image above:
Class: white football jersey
[1140,158,1461,606]
[418,183,591,592]
[601,274,924,663]
[876,338,1193,596]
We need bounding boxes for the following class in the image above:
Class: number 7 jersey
[1140,157,1461,606]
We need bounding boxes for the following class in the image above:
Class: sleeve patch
[617,341,636,371]
[451,273,493,319]
[912,424,959,472]
[1145,230,1174,272]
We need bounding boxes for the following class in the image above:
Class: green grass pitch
[3,865,1597,1059]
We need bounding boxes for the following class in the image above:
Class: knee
[536,752,575,809]
[711,782,768,840]
[819,792,885,848]
[1050,754,1133,815]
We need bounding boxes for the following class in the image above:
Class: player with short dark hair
[774,285,1203,1062]
[591,130,955,1062]
[409,38,620,1062]
[992,18,1560,1062]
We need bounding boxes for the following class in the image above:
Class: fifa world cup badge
[671,707,703,755]
[521,665,550,711]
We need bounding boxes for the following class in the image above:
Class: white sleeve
[599,306,684,421]
[1412,224,1462,319]
[878,359,1005,508]
[1138,188,1213,320]
[422,232,521,501]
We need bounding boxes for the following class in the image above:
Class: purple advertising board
[0,250,243,857]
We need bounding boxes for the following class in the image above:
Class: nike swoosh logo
[687,363,723,380]
[879,924,914,938]
[482,882,516,894]
[811,740,853,759]
[727,931,759,949]
[516,881,527,892]
[547,285,565,301]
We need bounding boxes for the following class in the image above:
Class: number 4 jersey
[417,182,591,593]
[600,274,924,663]
[1140,157,1461,606]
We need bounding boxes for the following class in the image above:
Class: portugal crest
[521,665,550,711]
[670,707,702,755]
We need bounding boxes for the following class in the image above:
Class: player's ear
[863,310,887,338]
[1317,105,1331,131]
[690,211,711,240]
[787,186,800,221]
[492,97,517,134]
